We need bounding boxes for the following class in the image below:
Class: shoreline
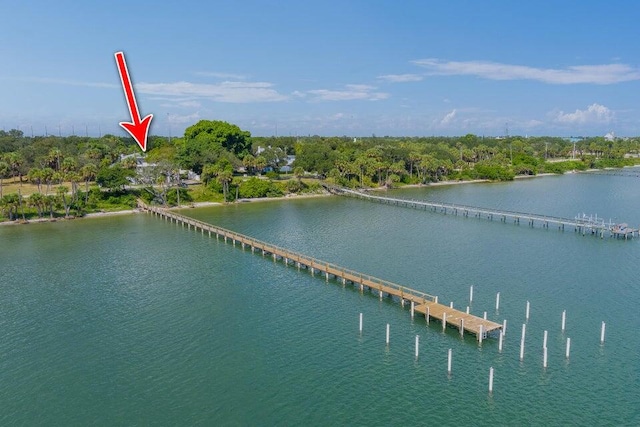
[0,170,614,226]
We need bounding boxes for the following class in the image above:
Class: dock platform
[139,201,502,339]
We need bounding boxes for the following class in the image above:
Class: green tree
[81,163,98,204]
[254,156,267,173]
[28,192,45,218]
[1,193,19,220]
[27,167,43,192]
[96,165,134,192]
[178,120,251,174]
[57,186,70,217]
[0,160,9,198]
[5,152,24,184]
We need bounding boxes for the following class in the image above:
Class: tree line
[1,123,639,221]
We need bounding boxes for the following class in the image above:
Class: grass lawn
[1,177,92,196]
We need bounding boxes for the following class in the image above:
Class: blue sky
[1,1,639,138]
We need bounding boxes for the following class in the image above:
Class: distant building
[279,155,296,173]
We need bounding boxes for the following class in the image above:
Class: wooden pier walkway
[138,201,502,339]
[326,186,638,240]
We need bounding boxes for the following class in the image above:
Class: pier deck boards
[139,201,501,339]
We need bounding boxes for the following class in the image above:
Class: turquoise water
[1,174,639,425]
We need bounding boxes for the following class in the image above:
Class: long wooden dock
[327,186,638,239]
[139,201,502,339]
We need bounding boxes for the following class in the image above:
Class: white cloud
[413,59,640,84]
[440,109,457,125]
[168,112,201,124]
[378,74,423,83]
[194,71,247,80]
[554,103,614,124]
[135,81,288,103]
[307,84,389,101]
[177,100,201,108]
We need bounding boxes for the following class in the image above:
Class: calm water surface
[1,174,639,425]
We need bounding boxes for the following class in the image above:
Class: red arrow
[114,51,153,151]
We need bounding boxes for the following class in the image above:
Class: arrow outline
[114,51,153,151]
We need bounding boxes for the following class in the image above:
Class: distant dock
[326,186,638,240]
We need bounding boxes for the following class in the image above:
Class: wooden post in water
[520,338,525,361]
[496,292,500,311]
[543,346,548,368]
[479,325,484,344]
[386,323,390,346]
[503,319,507,335]
[469,285,474,303]
[562,310,566,332]
[442,312,447,332]
[447,348,452,374]
[526,301,530,321]
[460,319,464,337]
[449,301,453,309]
[466,306,470,314]
[359,313,363,333]
[498,331,504,353]
[415,335,419,359]
[600,321,606,344]
[543,330,548,349]
[410,301,415,319]
[483,311,487,320]
[489,367,494,393]
[565,337,571,359]
[425,306,430,325]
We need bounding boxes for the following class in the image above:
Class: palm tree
[81,163,97,205]
[254,156,267,174]
[57,186,70,217]
[46,148,63,171]
[5,152,24,185]
[1,193,19,220]
[28,192,45,218]
[0,160,9,198]
[217,170,233,203]
[45,195,56,219]
[27,167,44,192]
[41,167,55,193]
[242,154,255,174]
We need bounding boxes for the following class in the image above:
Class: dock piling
[489,367,494,393]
